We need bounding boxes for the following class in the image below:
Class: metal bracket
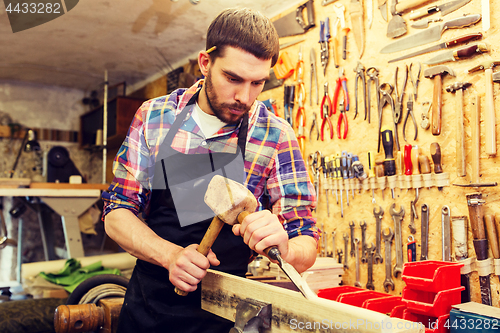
[229,298,272,333]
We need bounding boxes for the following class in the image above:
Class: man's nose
[235,84,251,106]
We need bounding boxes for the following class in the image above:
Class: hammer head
[204,175,257,225]
[424,65,456,79]
[446,82,472,93]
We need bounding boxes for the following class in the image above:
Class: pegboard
[259,0,500,305]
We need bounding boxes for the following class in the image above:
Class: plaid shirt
[102,80,318,241]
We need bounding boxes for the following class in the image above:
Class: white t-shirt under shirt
[191,102,226,138]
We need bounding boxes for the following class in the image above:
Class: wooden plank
[0,178,31,188]
[0,188,101,197]
[201,270,424,333]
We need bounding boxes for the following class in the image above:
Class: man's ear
[198,51,210,77]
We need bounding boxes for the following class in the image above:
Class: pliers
[393,65,408,125]
[377,83,395,153]
[319,17,330,76]
[403,94,418,142]
[353,62,367,121]
[333,67,350,115]
[320,82,334,141]
[309,112,319,142]
[337,101,348,139]
[409,62,421,101]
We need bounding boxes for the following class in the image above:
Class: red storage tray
[363,295,406,315]
[402,286,464,317]
[402,261,463,293]
[337,290,393,307]
[390,304,407,319]
[317,286,365,301]
[403,309,450,333]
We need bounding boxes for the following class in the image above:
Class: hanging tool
[409,0,471,20]
[309,112,319,142]
[319,17,330,76]
[295,47,306,156]
[337,101,348,140]
[320,82,334,141]
[411,145,422,212]
[466,192,492,305]
[418,152,432,190]
[381,127,396,199]
[430,142,443,191]
[333,3,348,60]
[354,62,367,121]
[393,65,408,126]
[453,96,498,187]
[309,151,322,210]
[424,43,489,65]
[377,83,397,152]
[378,0,388,21]
[407,236,416,262]
[386,0,407,39]
[482,0,490,31]
[387,32,483,63]
[322,156,330,217]
[333,67,350,115]
[409,63,421,102]
[341,151,350,206]
[328,156,338,205]
[380,14,482,54]
[451,215,471,303]
[468,60,500,156]
[420,203,429,260]
[349,0,365,58]
[403,94,418,142]
[279,38,306,50]
[347,153,355,199]
[424,65,456,136]
[405,144,417,234]
[273,0,316,38]
[375,164,386,200]
[283,85,295,127]
[420,102,431,130]
[335,154,344,217]
[446,82,471,177]
[310,48,319,106]
[441,206,451,261]
[366,67,380,125]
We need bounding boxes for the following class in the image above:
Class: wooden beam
[202,270,424,333]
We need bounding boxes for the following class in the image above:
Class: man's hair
[206,8,280,67]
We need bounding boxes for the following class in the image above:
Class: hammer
[424,65,455,136]
[174,175,258,296]
[446,82,471,177]
[468,60,500,156]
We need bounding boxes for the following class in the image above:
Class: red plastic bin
[403,309,450,333]
[317,286,365,301]
[402,286,464,317]
[362,295,406,315]
[390,304,407,319]
[401,261,463,293]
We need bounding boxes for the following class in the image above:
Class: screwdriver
[341,151,350,206]
[347,152,355,199]
[322,156,330,216]
[411,145,421,202]
[430,142,443,191]
[329,156,338,204]
[404,144,412,193]
[381,127,396,199]
[352,155,367,194]
[375,164,385,200]
[418,153,432,190]
[335,154,344,217]
[367,151,376,203]
[396,150,404,194]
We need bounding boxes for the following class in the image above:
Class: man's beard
[204,73,251,125]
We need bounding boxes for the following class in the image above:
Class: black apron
[117,90,251,333]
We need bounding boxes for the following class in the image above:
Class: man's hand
[232,210,289,261]
[167,244,220,293]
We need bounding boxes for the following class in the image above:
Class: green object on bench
[39,259,121,293]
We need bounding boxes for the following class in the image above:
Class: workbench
[0,183,108,259]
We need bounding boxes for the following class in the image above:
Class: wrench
[382,227,395,292]
[390,203,405,278]
[337,249,343,265]
[373,206,384,264]
[360,220,367,263]
[322,223,327,257]
[331,231,336,260]
[442,206,451,261]
[420,203,429,260]
[366,243,376,290]
[354,238,362,287]
[349,221,355,257]
[343,233,349,269]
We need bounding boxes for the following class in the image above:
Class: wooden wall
[259,0,500,303]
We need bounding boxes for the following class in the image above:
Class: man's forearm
[285,235,318,273]
[104,208,182,269]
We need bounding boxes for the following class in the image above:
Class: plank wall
[259,0,500,304]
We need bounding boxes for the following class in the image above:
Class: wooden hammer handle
[432,75,442,136]
[466,192,486,240]
[485,215,500,259]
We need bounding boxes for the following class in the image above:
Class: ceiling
[0,0,302,93]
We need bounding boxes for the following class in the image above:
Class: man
[102,7,318,333]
